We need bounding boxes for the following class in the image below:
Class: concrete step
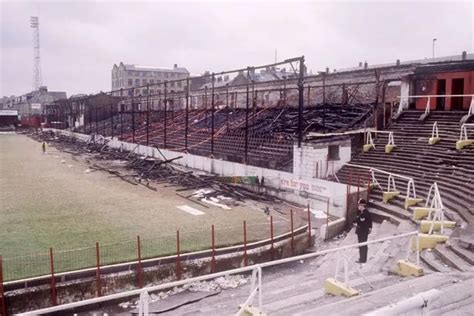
[420,250,454,273]
[368,200,412,221]
[297,272,471,315]
[433,244,474,272]
[447,241,474,265]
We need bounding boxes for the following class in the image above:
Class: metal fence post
[0,256,7,316]
[270,216,274,261]
[346,184,350,216]
[367,171,371,200]
[326,199,330,240]
[244,67,250,164]
[131,88,135,143]
[110,102,114,139]
[211,224,216,273]
[307,203,312,248]
[164,81,168,148]
[146,84,150,146]
[243,220,248,266]
[185,78,189,152]
[290,209,295,256]
[49,248,57,306]
[176,230,181,280]
[211,73,215,156]
[95,103,98,134]
[357,175,360,202]
[95,242,102,297]
[297,56,305,147]
[137,236,143,288]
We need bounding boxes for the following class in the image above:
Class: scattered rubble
[29,131,276,208]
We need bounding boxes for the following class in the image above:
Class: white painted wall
[293,140,351,180]
[400,76,410,110]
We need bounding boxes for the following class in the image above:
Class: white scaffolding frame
[459,123,474,141]
[369,168,383,191]
[365,130,376,149]
[387,174,397,192]
[424,183,446,234]
[405,235,421,266]
[406,178,417,199]
[431,121,439,139]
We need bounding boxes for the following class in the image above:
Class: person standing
[42,142,46,154]
[355,198,372,263]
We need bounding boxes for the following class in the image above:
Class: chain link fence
[2,219,302,282]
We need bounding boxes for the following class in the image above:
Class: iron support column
[132,88,135,143]
[245,67,250,164]
[164,81,167,148]
[226,83,229,130]
[110,102,114,139]
[146,84,150,146]
[185,78,189,152]
[211,73,215,156]
[297,56,305,147]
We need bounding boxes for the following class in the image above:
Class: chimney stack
[462,51,467,60]
[359,62,363,67]
[364,61,368,69]
[174,64,178,69]
[396,59,401,66]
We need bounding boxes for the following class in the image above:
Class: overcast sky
[1,0,473,97]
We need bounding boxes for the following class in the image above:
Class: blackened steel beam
[297,56,305,147]
[95,102,98,134]
[226,83,229,130]
[132,88,135,143]
[245,67,250,164]
[164,81,168,148]
[146,84,150,146]
[110,102,114,139]
[185,78,189,152]
[211,73,215,156]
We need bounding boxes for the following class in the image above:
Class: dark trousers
[357,233,369,262]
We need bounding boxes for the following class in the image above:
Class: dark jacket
[355,208,372,236]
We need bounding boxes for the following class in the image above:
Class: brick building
[111,62,190,96]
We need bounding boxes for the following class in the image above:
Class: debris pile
[30,131,274,206]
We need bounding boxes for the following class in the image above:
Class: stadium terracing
[7,55,474,315]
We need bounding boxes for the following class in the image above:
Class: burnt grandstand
[77,104,372,171]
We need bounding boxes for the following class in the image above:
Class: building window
[143,79,147,85]
[143,89,147,95]
[328,145,340,161]
[128,79,133,86]
[178,82,182,88]
[150,79,154,84]
[135,79,140,85]
[150,89,154,95]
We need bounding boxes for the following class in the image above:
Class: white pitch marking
[177,205,205,216]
